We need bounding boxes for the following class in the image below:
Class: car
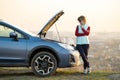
[0,11,80,77]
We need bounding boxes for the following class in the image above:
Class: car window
[0,25,24,38]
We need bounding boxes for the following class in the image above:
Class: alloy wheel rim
[34,55,54,75]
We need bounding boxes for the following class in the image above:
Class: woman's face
[79,20,85,25]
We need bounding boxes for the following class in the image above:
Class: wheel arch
[29,46,60,66]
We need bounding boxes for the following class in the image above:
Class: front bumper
[69,50,81,67]
[58,50,81,68]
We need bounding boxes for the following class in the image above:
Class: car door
[0,24,27,66]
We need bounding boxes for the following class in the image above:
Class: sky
[0,0,120,33]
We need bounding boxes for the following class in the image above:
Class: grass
[0,67,119,80]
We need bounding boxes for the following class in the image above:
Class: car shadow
[0,71,34,78]
[0,68,84,78]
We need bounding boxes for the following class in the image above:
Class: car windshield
[14,26,36,36]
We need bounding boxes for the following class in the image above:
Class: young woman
[75,16,91,74]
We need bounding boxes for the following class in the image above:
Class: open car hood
[38,11,64,36]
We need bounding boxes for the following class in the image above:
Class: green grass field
[0,67,119,80]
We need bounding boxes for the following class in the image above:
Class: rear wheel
[31,52,57,77]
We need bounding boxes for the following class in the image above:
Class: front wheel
[31,52,57,77]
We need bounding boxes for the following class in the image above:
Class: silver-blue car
[0,11,80,77]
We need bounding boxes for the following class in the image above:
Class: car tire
[31,51,57,77]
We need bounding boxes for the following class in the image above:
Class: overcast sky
[0,0,120,33]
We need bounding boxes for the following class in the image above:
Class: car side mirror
[9,32,18,41]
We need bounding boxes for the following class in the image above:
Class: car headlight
[58,43,74,50]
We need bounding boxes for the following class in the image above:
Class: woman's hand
[82,27,90,35]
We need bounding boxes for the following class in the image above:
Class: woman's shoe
[88,67,91,74]
[84,69,88,74]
